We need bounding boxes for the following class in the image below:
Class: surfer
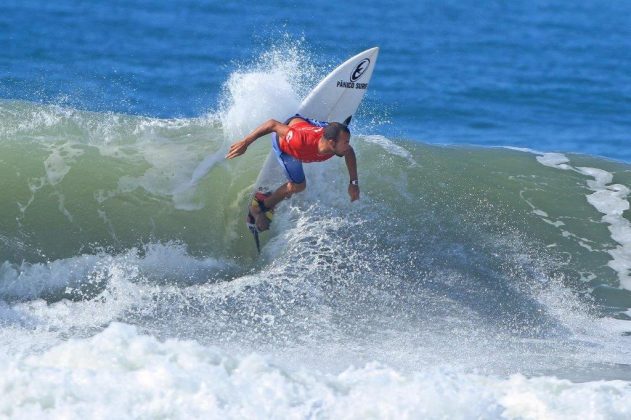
[226,115,360,231]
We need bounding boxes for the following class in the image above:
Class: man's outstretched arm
[225,119,291,159]
[345,146,360,202]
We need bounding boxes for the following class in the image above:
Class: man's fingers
[225,142,245,159]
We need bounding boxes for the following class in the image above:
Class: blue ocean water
[3,0,630,160]
[3,1,631,418]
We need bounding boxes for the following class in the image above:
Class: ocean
[1,0,631,418]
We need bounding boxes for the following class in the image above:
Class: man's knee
[287,181,306,194]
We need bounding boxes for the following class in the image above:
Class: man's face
[332,132,351,156]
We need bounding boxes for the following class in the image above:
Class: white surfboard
[246,47,379,252]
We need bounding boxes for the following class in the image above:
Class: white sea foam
[361,134,417,165]
[217,44,317,141]
[534,153,631,290]
[0,243,232,301]
[0,322,629,420]
[536,152,571,170]
[219,69,299,141]
[502,146,544,155]
[576,166,631,290]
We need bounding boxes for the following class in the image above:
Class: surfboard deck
[246,47,380,253]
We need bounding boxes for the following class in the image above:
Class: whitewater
[2,54,631,419]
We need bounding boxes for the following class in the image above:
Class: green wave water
[2,101,631,312]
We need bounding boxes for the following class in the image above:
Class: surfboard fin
[246,213,261,254]
[249,225,261,254]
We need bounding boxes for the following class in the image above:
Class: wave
[2,56,631,384]
[2,99,631,287]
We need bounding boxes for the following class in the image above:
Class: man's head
[323,122,351,156]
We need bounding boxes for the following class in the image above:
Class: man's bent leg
[265,181,306,209]
[251,181,306,231]
[255,131,306,231]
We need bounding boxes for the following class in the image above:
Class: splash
[217,39,320,140]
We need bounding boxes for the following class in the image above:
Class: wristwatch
[350,179,359,186]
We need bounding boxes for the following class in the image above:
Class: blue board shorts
[271,114,329,184]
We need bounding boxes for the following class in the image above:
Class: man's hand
[348,183,360,202]
[226,140,249,159]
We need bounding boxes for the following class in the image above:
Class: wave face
[2,65,631,417]
[2,100,631,332]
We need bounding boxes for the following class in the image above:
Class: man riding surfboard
[225,115,360,232]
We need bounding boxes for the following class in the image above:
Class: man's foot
[250,192,274,232]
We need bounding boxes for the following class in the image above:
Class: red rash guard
[278,121,334,163]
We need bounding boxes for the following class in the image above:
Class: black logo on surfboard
[350,58,370,82]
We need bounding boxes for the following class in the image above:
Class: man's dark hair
[323,122,350,142]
